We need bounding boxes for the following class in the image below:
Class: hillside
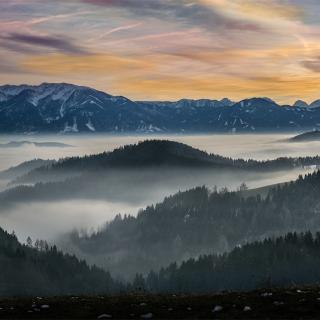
[10,140,320,185]
[1,140,319,210]
[2,83,320,133]
[0,227,120,296]
[67,170,320,277]
[142,232,320,293]
[289,131,320,142]
[11,140,249,185]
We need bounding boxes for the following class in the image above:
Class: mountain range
[1,83,320,133]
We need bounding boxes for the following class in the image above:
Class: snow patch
[86,119,96,132]
[62,118,79,133]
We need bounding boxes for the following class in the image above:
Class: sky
[1,0,320,103]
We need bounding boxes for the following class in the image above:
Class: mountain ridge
[2,83,320,133]
[67,170,320,276]
[9,139,320,185]
[1,140,319,210]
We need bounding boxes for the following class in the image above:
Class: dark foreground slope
[0,228,120,296]
[1,287,320,319]
[142,232,320,293]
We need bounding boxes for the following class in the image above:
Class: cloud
[0,62,22,74]
[2,33,88,55]
[114,73,320,104]
[200,0,303,22]
[96,22,142,39]
[0,53,23,74]
[302,58,320,72]
[78,0,264,32]
[21,53,154,75]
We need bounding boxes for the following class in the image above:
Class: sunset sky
[2,0,320,103]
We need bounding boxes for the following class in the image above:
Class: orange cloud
[116,73,320,104]
[22,53,154,75]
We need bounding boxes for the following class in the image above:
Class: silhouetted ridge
[31,140,239,172]
[17,140,320,182]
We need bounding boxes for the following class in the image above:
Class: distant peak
[309,99,320,109]
[220,98,234,106]
[237,97,278,107]
[293,100,309,108]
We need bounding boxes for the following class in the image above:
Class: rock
[97,314,112,319]
[261,292,273,297]
[243,306,251,312]
[212,305,223,312]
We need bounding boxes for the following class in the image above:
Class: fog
[0,200,143,242]
[2,132,320,171]
[0,133,318,243]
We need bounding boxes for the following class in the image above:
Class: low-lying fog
[0,133,318,242]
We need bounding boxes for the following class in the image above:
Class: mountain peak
[309,99,320,109]
[236,97,278,108]
[293,100,309,108]
[220,98,234,106]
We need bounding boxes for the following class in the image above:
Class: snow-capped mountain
[1,83,320,133]
[0,83,146,133]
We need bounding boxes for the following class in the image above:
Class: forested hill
[21,139,320,170]
[0,227,121,296]
[32,140,245,170]
[142,231,320,293]
[12,140,320,185]
[69,170,320,277]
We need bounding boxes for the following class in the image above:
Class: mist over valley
[0,133,318,244]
